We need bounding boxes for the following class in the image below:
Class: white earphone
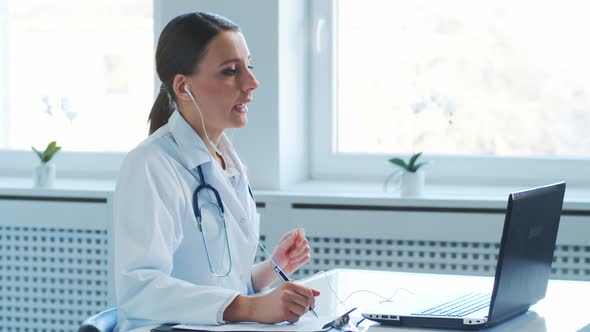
[184,84,223,157]
[183,84,192,96]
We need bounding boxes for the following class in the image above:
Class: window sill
[1,177,588,211]
[257,180,590,211]
[0,176,116,198]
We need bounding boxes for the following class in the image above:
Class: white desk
[130,269,590,332]
[301,269,590,332]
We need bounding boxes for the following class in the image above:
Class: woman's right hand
[224,281,320,323]
[252,282,320,323]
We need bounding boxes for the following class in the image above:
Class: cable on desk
[314,270,416,311]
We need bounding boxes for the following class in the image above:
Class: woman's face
[185,31,259,132]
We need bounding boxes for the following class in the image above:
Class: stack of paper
[172,316,332,332]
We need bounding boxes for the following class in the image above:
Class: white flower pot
[33,163,56,188]
[400,170,425,197]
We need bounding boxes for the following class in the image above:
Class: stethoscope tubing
[192,164,232,277]
[190,163,256,278]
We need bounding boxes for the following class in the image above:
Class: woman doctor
[113,12,318,331]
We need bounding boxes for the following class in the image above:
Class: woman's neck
[215,151,226,170]
[176,106,225,169]
[203,130,222,155]
[179,105,224,159]
[202,133,225,170]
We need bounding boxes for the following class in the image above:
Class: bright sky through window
[2,1,153,152]
[337,0,590,157]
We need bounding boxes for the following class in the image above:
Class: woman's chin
[229,116,247,128]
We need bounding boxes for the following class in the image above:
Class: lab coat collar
[168,110,252,222]
[218,133,247,176]
[208,134,251,223]
[168,110,212,170]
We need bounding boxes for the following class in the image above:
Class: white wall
[0,1,9,147]
[154,0,309,190]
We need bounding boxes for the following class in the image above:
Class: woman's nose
[243,69,260,92]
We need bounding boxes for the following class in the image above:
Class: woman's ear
[172,74,192,102]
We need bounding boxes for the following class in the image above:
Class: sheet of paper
[172,316,331,332]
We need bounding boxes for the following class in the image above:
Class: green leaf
[388,158,410,171]
[408,152,423,169]
[45,147,61,163]
[47,141,57,151]
[46,146,61,163]
[41,141,61,163]
[31,147,44,160]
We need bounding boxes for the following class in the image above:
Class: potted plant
[383,90,455,197]
[384,152,427,197]
[32,141,61,187]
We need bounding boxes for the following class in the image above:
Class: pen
[258,242,320,318]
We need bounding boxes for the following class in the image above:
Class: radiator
[1,193,589,331]
[0,226,109,331]
[291,236,590,280]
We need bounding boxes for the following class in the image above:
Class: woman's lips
[232,103,247,113]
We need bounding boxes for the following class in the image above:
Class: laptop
[362,182,566,330]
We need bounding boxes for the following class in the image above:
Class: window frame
[309,0,590,187]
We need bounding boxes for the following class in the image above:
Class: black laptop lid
[488,182,566,324]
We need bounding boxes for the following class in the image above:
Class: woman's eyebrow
[218,55,252,67]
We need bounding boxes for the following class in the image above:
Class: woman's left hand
[271,228,311,275]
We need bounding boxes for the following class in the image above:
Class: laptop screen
[488,182,565,324]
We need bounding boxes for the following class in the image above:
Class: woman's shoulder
[121,127,183,174]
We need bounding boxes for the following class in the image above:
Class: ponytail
[148,84,175,135]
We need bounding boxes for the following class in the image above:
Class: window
[310,0,590,184]
[1,1,153,153]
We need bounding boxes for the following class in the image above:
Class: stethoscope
[192,164,255,277]
[185,85,256,277]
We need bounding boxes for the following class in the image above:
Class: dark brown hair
[148,12,240,135]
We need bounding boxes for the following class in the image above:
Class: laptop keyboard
[412,292,491,317]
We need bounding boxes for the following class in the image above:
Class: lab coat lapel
[206,162,248,225]
[218,134,255,219]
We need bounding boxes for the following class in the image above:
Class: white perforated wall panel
[0,225,109,331]
[289,236,590,281]
[257,201,590,282]
[255,234,268,263]
[553,244,590,279]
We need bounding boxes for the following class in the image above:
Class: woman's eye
[221,64,253,77]
[222,68,238,76]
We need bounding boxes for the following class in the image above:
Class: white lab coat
[113,110,260,332]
